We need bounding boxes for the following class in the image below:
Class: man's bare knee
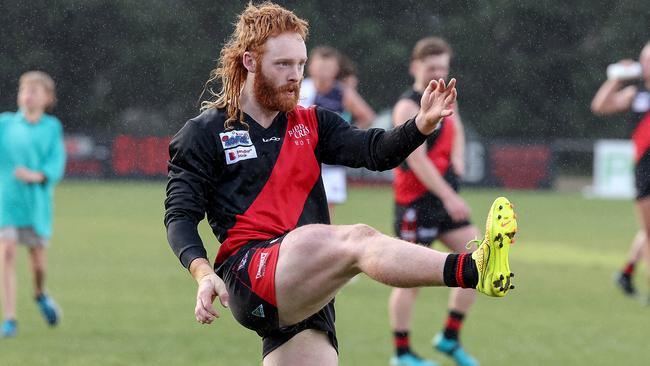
[331,224,382,265]
[338,224,380,244]
[287,224,382,270]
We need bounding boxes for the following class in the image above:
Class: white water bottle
[607,62,642,80]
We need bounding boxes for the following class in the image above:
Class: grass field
[2,181,650,365]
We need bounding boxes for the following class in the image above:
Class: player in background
[337,54,360,95]
[592,41,650,302]
[0,71,66,337]
[388,37,480,366]
[335,54,360,124]
[299,46,375,218]
[165,3,518,365]
[299,46,375,128]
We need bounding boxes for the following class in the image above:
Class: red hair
[201,2,309,129]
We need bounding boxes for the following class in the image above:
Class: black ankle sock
[443,310,465,340]
[443,253,478,288]
[394,331,411,356]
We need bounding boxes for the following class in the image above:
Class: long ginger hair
[201,2,309,130]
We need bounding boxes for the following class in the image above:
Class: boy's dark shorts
[394,193,471,246]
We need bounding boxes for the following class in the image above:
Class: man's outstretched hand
[415,78,457,135]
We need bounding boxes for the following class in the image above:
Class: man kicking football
[164,2,517,365]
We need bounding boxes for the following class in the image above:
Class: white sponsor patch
[219,130,258,165]
[225,146,258,165]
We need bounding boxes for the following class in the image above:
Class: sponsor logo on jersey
[225,146,257,165]
[288,123,312,145]
[256,252,269,279]
[219,130,253,148]
[220,130,258,165]
[262,137,281,143]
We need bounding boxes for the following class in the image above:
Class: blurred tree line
[0,0,648,139]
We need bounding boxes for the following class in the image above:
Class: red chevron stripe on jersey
[215,106,321,264]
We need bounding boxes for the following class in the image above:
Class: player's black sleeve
[317,107,434,171]
[164,120,217,269]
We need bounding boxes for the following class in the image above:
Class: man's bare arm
[591,79,637,116]
[343,86,376,129]
[451,104,465,177]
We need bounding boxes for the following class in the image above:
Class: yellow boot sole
[472,196,517,297]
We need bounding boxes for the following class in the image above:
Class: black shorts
[636,151,650,200]
[216,236,338,357]
[394,193,471,246]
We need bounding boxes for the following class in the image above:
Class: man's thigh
[275,224,359,326]
[263,329,338,366]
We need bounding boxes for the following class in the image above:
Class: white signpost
[591,140,635,199]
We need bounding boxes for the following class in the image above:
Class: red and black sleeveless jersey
[165,105,430,267]
[393,89,457,205]
[630,84,650,162]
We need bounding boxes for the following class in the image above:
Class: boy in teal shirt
[0,71,66,337]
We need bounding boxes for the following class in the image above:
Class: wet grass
[2,181,648,365]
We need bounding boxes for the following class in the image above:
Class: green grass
[3,182,650,365]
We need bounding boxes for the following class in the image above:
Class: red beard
[254,68,301,112]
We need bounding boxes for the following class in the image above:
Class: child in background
[0,71,66,337]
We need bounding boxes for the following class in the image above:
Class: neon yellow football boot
[471,196,517,297]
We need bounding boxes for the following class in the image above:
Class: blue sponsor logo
[220,131,253,148]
